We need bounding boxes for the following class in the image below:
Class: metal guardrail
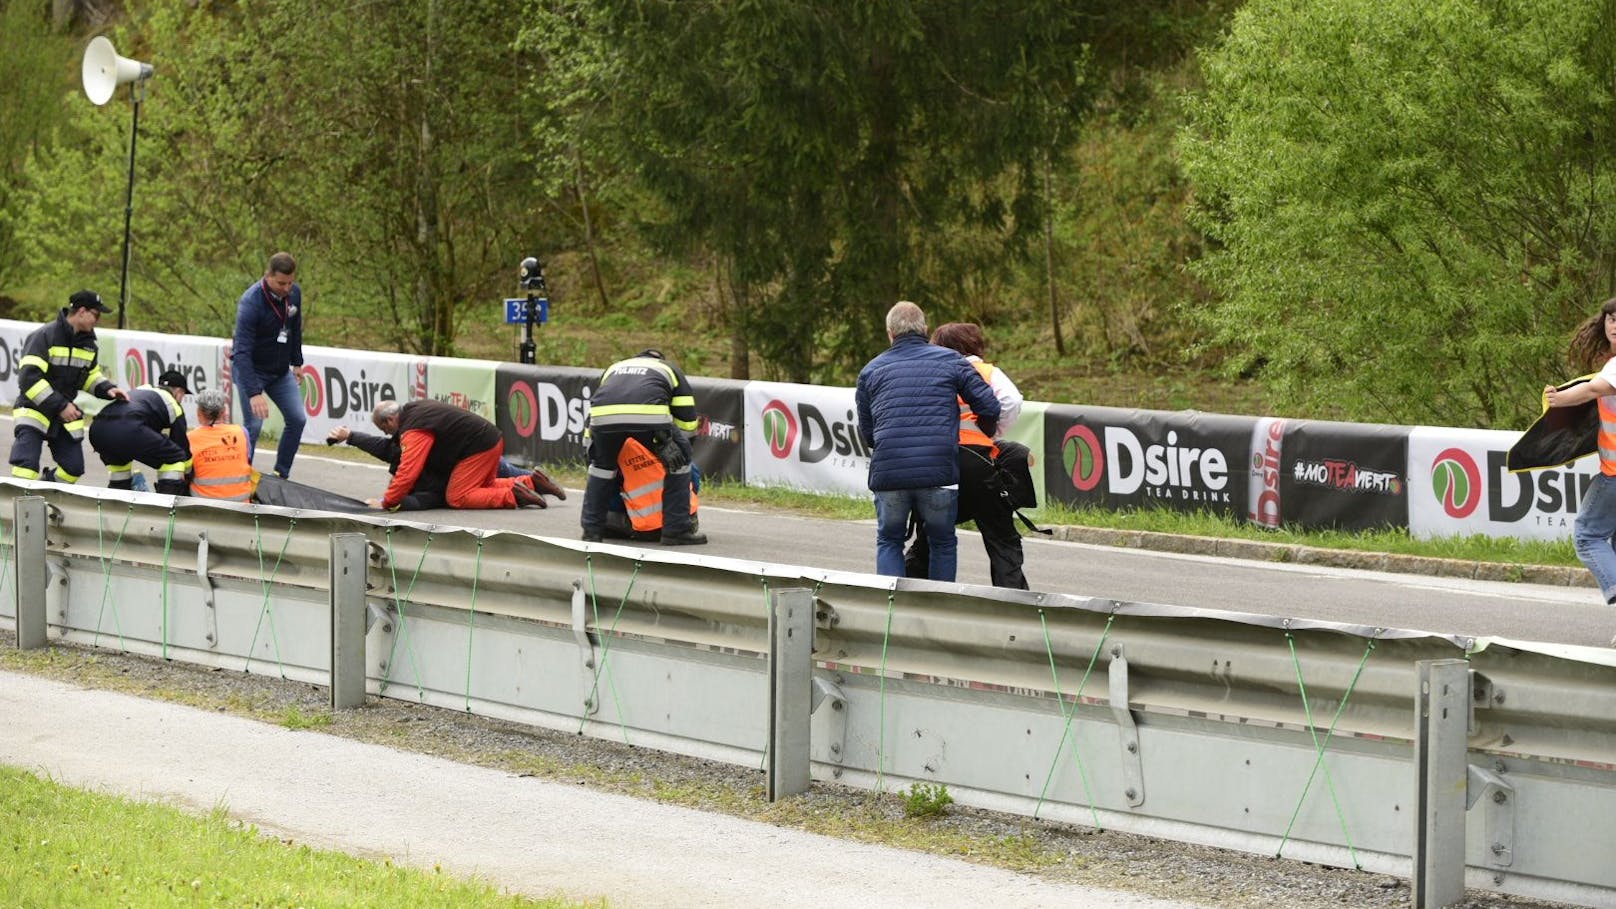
[3,480,1614,909]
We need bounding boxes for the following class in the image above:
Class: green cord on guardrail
[159,506,177,660]
[578,553,639,742]
[1274,632,1376,867]
[380,527,432,698]
[1033,610,1110,828]
[874,587,896,793]
[0,517,10,617]
[244,515,295,678]
[91,502,133,649]
[462,538,485,712]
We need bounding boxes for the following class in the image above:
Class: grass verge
[0,764,591,908]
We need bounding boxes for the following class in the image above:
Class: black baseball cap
[67,290,114,314]
[157,369,191,393]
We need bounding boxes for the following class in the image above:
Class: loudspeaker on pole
[82,36,152,106]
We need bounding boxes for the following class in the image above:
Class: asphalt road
[7,421,1614,648]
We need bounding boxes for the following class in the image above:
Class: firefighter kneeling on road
[581,348,706,545]
[88,369,194,495]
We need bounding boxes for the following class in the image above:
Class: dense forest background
[2,0,1612,428]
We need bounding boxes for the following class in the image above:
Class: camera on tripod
[518,256,546,291]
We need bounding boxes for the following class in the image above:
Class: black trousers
[905,445,1028,589]
[88,418,190,494]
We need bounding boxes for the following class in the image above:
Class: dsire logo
[297,366,397,418]
[1062,423,1230,501]
[506,382,590,440]
[0,337,24,384]
[759,401,866,464]
[1246,417,1285,527]
[1483,450,1591,526]
[761,400,797,458]
[1430,448,1482,519]
[122,349,209,393]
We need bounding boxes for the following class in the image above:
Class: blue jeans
[239,370,307,479]
[1574,472,1616,603]
[875,487,958,581]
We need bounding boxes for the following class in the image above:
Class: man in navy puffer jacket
[855,301,1000,581]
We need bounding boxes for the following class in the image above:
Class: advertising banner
[292,346,413,442]
[744,381,869,497]
[494,364,598,467]
[421,356,499,422]
[689,376,747,482]
[1408,426,1593,541]
[1042,404,1253,518]
[108,329,228,425]
[1278,420,1409,531]
[0,321,143,418]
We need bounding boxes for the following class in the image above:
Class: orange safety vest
[957,360,999,456]
[1599,395,1616,476]
[617,437,698,532]
[187,424,257,501]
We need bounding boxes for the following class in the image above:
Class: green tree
[1181,0,1616,428]
[525,0,1086,382]
[11,0,546,353]
[0,1,77,304]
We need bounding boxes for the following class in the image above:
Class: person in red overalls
[364,399,547,510]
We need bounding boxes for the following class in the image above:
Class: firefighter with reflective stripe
[904,322,1028,589]
[9,290,129,484]
[580,348,706,545]
[1545,296,1616,603]
[186,389,257,502]
[89,369,195,495]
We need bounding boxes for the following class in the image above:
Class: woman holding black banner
[1543,297,1616,607]
[904,322,1029,589]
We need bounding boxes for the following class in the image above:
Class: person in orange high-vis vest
[904,322,1028,589]
[606,437,699,539]
[187,389,257,501]
[1545,296,1616,611]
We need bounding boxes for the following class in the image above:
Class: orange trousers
[445,440,527,509]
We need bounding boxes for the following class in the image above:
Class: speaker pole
[116,78,144,331]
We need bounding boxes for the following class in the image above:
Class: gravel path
[0,635,1576,909]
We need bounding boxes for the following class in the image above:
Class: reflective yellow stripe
[20,354,48,372]
[194,473,252,487]
[63,418,86,440]
[24,379,52,403]
[14,409,49,432]
[55,468,80,484]
[591,403,670,418]
[10,466,40,480]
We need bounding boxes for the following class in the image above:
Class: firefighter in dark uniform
[10,290,129,483]
[88,369,194,495]
[580,348,706,545]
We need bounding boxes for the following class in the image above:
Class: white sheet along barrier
[4,480,1615,908]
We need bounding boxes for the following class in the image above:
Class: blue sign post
[504,298,549,324]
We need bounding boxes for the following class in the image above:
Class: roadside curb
[1047,526,1596,589]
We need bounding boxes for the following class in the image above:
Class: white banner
[744,381,870,497]
[1408,426,1593,540]
[291,345,415,442]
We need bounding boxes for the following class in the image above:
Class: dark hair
[930,322,986,358]
[267,252,297,276]
[1567,297,1616,373]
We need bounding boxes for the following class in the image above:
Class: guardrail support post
[14,496,47,650]
[1413,659,1470,908]
[329,533,368,709]
[768,586,813,801]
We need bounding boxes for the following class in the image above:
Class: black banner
[493,364,746,482]
[1042,404,1254,518]
[1277,419,1410,531]
[687,376,746,482]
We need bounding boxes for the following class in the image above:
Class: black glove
[654,432,689,471]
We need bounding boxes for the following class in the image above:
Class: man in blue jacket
[232,252,306,478]
[855,301,1000,581]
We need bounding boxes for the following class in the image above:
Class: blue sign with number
[504,297,549,324]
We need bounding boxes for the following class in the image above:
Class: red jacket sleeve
[381,429,435,509]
